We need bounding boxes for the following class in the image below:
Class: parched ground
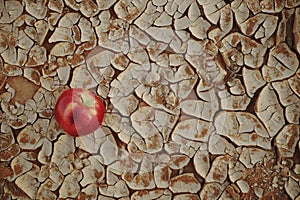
[0,0,300,199]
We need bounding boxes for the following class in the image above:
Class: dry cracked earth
[0,0,300,199]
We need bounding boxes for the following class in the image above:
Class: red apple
[54,88,105,137]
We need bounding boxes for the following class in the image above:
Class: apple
[54,88,105,137]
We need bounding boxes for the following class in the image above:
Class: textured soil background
[0,0,300,199]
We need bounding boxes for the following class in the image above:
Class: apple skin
[54,88,105,137]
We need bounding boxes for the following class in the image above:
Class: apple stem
[78,94,84,104]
